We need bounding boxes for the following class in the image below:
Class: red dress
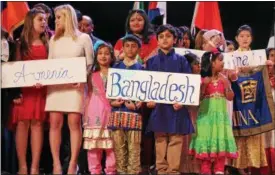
[10,45,48,125]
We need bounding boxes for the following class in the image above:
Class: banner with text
[175,48,267,69]
[1,57,87,88]
[106,68,201,106]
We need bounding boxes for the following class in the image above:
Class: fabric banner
[231,66,275,136]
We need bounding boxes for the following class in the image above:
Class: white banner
[1,57,87,88]
[106,68,201,106]
[175,48,267,69]
[175,48,205,61]
[223,49,267,69]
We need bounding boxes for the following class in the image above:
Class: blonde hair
[194,29,208,50]
[53,4,79,41]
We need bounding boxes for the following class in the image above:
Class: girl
[194,29,208,50]
[45,4,93,174]
[189,51,238,175]
[232,25,268,175]
[225,40,236,53]
[178,26,194,49]
[180,53,201,174]
[10,9,48,174]
[114,9,158,64]
[83,40,116,174]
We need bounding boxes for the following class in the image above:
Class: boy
[146,24,195,174]
[108,34,143,174]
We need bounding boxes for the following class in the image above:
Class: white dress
[45,33,94,113]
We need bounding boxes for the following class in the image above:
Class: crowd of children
[1,3,275,175]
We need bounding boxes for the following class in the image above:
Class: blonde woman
[45,4,94,174]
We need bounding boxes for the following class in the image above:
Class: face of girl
[97,46,112,67]
[210,34,222,48]
[55,10,65,31]
[192,62,201,74]
[182,33,191,48]
[226,44,235,53]
[236,30,252,49]
[33,13,46,34]
[129,13,145,34]
[268,49,275,63]
[212,54,224,73]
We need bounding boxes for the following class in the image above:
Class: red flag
[191,2,223,35]
[1,2,29,34]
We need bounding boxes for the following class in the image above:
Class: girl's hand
[125,100,136,110]
[173,103,183,111]
[219,73,230,89]
[147,101,156,109]
[111,98,124,107]
[72,83,81,88]
[228,69,238,82]
[13,94,23,105]
[34,83,43,89]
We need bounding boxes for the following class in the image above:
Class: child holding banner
[83,40,116,174]
[232,25,268,175]
[108,34,143,174]
[146,24,195,174]
[10,9,49,175]
[189,51,238,175]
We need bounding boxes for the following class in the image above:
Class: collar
[158,48,175,56]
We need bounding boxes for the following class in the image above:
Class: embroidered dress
[189,79,238,160]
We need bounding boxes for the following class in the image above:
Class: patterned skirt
[189,97,238,160]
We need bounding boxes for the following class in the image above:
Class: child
[146,24,194,174]
[225,40,236,53]
[178,26,194,49]
[10,9,48,174]
[203,29,226,52]
[189,51,238,175]
[108,34,143,174]
[232,25,268,175]
[180,53,201,174]
[83,40,116,174]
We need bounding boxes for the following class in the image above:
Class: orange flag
[191,2,223,35]
[1,2,29,34]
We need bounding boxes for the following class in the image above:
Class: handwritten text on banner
[175,48,267,69]
[106,68,201,106]
[1,57,87,88]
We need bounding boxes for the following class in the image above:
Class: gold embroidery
[239,80,257,103]
[83,139,114,149]
[83,128,112,139]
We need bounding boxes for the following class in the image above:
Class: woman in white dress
[45,4,93,174]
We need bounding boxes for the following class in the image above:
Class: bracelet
[225,87,232,93]
[230,76,238,82]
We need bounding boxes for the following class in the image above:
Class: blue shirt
[145,48,195,135]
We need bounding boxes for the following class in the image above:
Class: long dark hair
[125,9,154,44]
[201,51,222,78]
[20,8,48,57]
[179,26,194,49]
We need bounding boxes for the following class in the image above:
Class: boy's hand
[125,100,136,110]
[111,98,125,107]
[147,101,156,109]
[173,103,183,111]
[135,101,143,109]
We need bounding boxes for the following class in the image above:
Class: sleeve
[48,36,54,59]
[83,33,94,67]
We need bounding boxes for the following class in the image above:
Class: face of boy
[123,41,139,59]
[158,30,176,50]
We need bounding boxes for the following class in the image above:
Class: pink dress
[83,71,116,174]
[83,71,113,149]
